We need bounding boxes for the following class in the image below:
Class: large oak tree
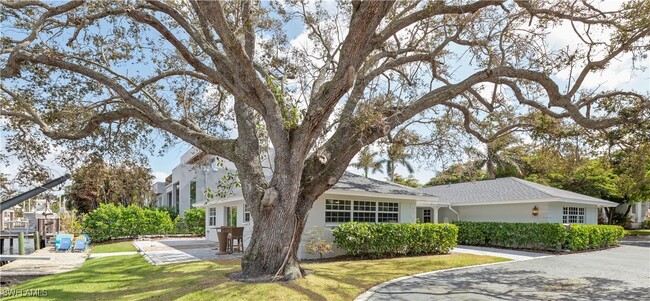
[1,0,648,280]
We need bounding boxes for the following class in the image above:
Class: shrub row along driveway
[365,245,649,301]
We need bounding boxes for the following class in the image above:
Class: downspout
[448,205,460,222]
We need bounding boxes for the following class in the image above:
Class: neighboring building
[195,172,444,259]
[614,201,650,228]
[419,177,619,224]
[152,148,270,218]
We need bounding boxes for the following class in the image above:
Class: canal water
[1,238,36,255]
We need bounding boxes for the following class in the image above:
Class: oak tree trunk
[240,185,311,281]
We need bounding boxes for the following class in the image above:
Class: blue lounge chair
[81,233,91,245]
[73,239,86,252]
[54,234,74,250]
[58,237,72,252]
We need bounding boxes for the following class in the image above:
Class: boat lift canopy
[0,174,70,212]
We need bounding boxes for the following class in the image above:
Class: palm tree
[383,143,414,182]
[466,135,523,179]
[352,147,383,177]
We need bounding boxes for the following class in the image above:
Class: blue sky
[2,1,649,188]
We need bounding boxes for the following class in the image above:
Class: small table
[215,227,233,254]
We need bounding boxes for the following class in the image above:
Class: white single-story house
[419,177,620,224]
[195,172,446,259]
[195,176,620,259]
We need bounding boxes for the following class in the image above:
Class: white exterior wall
[547,202,599,224]
[203,194,419,260]
[455,201,600,224]
[299,193,418,259]
[456,203,551,223]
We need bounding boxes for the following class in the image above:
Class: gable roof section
[195,172,438,207]
[419,177,619,207]
[330,172,435,198]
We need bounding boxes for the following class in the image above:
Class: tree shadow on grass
[4,255,241,301]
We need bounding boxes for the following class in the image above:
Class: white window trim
[325,199,399,225]
[244,204,251,223]
[208,207,217,226]
[562,206,585,224]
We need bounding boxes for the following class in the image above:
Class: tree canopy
[1,0,648,280]
[65,157,154,213]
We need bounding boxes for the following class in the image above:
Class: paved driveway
[366,245,650,301]
[133,238,241,265]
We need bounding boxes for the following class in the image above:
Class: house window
[563,207,585,224]
[208,208,216,226]
[189,181,197,205]
[226,206,237,226]
[325,199,399,223]
[325,200,351,223]
[353,201,376,222]
[244,204,251,223]
[423,209,432,223]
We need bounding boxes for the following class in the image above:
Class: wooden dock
[0,247,88,276]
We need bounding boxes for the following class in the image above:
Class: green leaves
[456,221,567,251]
[565,225,625,251]
[455,221,625,252]
[183,208,206,236]
[332,222,458,259]
[82,204,174,242]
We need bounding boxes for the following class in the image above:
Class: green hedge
[455,221,567,251]
[332,222,458,258]
[565,225,624,251]
[83,204,174,242]
[183,208,206,235]
[455,221,624,252]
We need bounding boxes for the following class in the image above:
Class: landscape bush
[83,204,174,242]
[565,224,624,251]
[183,208,206,235]
[332,222,457,258]
[455,221,567,251]
[455,221,625,252]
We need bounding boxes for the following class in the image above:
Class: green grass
[5,253,508,300]
[625,229,650,236]
[91,242,137,254]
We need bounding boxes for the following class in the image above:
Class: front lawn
[91,241,137,254]
[625,229,650,236]
[5,251,507,300]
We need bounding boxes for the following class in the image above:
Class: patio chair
[230,227,244,253]
[81,233,91,245]
[55,234,74,251]
[73,239,87,252]
[58,237,72,252]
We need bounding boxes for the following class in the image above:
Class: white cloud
[152,171,168,184]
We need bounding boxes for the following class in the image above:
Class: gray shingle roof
[199,171,435,206]
[419,177,619,207]
[332,172,435,197]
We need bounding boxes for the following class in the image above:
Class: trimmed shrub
[455,221,625,252]
[455,221,567,251]
[565,225,624,251]
[83,204,174,242]
[332,222,457,258]
[183,208,206,235]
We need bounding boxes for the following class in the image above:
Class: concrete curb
[88,251,138,259]
[354,254,552,301]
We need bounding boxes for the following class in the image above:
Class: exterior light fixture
[532,206,539,216]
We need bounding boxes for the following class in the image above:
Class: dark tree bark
[1,0,648,282]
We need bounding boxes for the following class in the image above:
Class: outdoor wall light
[532,206,539,216]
